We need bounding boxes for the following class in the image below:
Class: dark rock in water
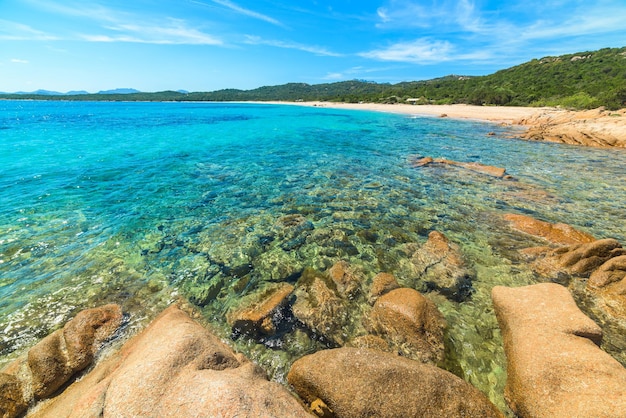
[30,306,312,418]
[287,347,502,418]
[492,283,626,418]
[0,373,27,418]
[292,269,349,346]
[407,231,475,301]
[186,276,225,307]
[276,214,314,251]
[227,282,295,338]
[365,288,446,364]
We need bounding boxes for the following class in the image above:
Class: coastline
[260,101,626,148]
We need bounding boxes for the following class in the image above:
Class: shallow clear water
[1,101,625,413]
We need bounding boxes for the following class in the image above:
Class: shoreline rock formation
[492,283,626,417]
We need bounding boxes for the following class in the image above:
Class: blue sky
[1,0,625,92]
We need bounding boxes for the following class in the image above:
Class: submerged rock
[30,305,312,418]
[411,156,507,178]
[587,255,626,318]
[327,261,362,300]
[292,270,349,346]
[504,213,595,245]
[407,231,475,301]
[365,288,446,364]
[227,282,295,338]
[367,272,400,305]
[492,283,626,417]
[287,347,502,418]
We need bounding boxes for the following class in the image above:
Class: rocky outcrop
[492,283,626,417]
[517,107,626,148]
[406,231,475,301]
[30,305,312,418]
[0,304,123,417]
[365,288,446,364]
[521,238,625,280]
[287,347,502,418]
[227,282,294,338]
[504,213,595,245]
[411,156,508,178]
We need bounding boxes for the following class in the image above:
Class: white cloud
[244,35,341,56]
[323,72,344,80]
[192,0,284,27]
[360,39,454,64]
[11,58,30,64]
[0,19,58,41]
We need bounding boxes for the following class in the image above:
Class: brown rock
[367,288,446,363]
[588,255,626,318]
[523,238,625,279]
[27,304,123,399]
[227,282,294,337]
[411,156,507,177]
[367,272,400,305]
[287,347,502,418]
[31,305,312,418]
[504,213,595,245]
[347,335,390,352]
[327,261,361,299]
[292,271,349,345]
[0,373,27,418]
[63,304,124,371]
[410,231,474,301]
[492,283,626,417]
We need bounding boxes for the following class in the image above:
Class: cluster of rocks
[226,251,461,363]
[505,213,626,318]
[516,107,626,148]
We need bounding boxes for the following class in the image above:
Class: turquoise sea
[1,101,625,412]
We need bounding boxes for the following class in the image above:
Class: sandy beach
[261,101,626,148]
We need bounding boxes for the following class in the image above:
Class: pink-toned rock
[504,213,595,245]
[522,238,625,279]
[492,283,626,417]
[0,373,27,418]
[366,288,446,364]
[411,156,507,177]
[227,282,294,337]
[367,272,400,304]
[287,347,502,418]
[31,305,312,418]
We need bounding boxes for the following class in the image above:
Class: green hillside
[2,46,625,109]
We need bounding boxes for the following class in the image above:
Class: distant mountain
[66,90,89,95]
[97,88,141,95]
[8,89,89,96]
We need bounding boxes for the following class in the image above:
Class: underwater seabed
[1,102,625,416]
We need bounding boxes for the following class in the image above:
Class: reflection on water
[1,101,625,414]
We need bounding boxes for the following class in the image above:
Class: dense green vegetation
[2,47,625,109]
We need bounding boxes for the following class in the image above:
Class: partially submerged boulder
[0,373,27,418]
[587,255,626,317]
[287,347,502,418]
[492,283,626,417]
[411,156,507,178]
[504,213,595,245]
[367,272,400,305]
[366,288,446,364]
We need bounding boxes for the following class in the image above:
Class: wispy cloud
[192,0,284,27]
[11,58,30,64]
[15,1,222,45]
[244,35,341,56]
[0,19,58,41]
